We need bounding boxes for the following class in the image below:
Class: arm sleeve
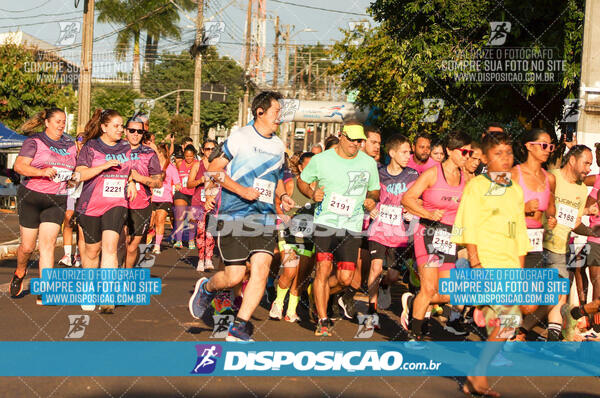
[76,144,94,167]
[148,153,162,175]
[299,155,319,184]
[367,159,380,191]
[18,138,37,158]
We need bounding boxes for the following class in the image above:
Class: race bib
[432,228,456,255]
[153,187,164,197]
[181,177,188,188]
[527,228,544,252]
[201,188,206,202]
[379,204,403,226]
[253,178,275,204]
[135,182,141,191]
[557,203,578,229]
[102,178,126,198]
[290,216,314,237]
[327,192,356,217]
[52,167,73,183]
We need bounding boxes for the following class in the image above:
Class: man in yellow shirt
[452,132,530,397]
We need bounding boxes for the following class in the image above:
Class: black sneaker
[443,319,468,336]
[329,293,342,320]
[10,271,27,298]
[338,291,356,320]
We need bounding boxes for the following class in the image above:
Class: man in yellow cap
[297,122,380,336]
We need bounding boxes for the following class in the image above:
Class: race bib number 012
[253,178,275,204]
[432,229,456,255]
[327,192,356,217]
[103,178,126,198]
[557,203,577,229]
[527,228,543,252]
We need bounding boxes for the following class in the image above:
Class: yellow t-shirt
[543,168,587,254]
[451,174,531,268]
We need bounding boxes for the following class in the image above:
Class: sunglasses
[529,142,555,152]
[456,148,474,157]
[203,146,215,151]
[342,133,364,143]
[127,128,146,135]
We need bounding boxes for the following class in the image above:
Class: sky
[0,0,375,82]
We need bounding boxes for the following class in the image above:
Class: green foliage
[331,0,585,140]
[91,83,141,120]
[168,114,192,141]
[0,44,77,131]
[141,49,244,135]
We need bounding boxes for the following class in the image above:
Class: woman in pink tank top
[401,131,471,340]
[582,144,600,308]
[187,140,218,271]
[10,108,77,304]
[172,145,199,249]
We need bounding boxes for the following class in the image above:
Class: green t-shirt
[300,148,380,232]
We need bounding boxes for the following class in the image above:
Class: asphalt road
[0,244,598,397]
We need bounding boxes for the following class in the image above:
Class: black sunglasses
[203,146,215,151]
[342,133,364,143]
[127,128,146,135]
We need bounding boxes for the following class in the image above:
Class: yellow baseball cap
[342,125,367,140]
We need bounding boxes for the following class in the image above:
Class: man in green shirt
[298,123,380,336]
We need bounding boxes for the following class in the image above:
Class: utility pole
[241,0,253,126]
[307,51,312,98]
[273,15,280,89]
[283,25,290,92]
[175,86,180,115]
[292,48,298,97]
[76,0,94,134]
[189,0,204,147]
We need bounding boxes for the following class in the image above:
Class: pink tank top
[191,160,208,206]
[517,165,550,229]
[421,162,465,226]
[589,175,600,244]
[177,159,197,196]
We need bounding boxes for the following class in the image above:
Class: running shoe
[173,241,183,249]
[10,271,27,297]
[196,259,205,272]
[285,313,301,323]
[490,352,513,367]
[81,304,96,311]
[443,319,468,336]
[330,294,343,320]
[152,245,161,254]
[269,301,283,320]
[378,285,392,310]
[188,241,197,250]
[73,255,81,268]
[315,318,334,336]
[188,277,215,319]
[99,305,115,314]
[36,295,43,305]
[211,291,233,314]
[432,304,444,317]
[204,259,214,270]
[226,320,255,342]
[403,331,426,350]
[58,255,72,267]
[400,292,414,331]
[338,291,356,320]
[579,329,600,341]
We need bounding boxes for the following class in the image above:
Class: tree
[330,0,585,141]
[0,43,77,131]
[96,0,191,92]
[142,48,245,135]
[91,83,141,120]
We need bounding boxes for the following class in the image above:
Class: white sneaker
[196,259,205,272]
[378,286,392,310]
[152,245,161,254]
[285,312,300,323]
[204,259,214,270]
[81,304,96,311]
[269,302,283,320]
[73,255,81,267]
[58,255,72,267]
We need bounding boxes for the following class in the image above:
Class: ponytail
[20,107,65,135]
[83,108,121,144]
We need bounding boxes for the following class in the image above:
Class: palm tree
[96,0,192,92]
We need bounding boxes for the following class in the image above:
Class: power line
[0,10,82,20]
[269,0,369,16]
[0,17,81,29]
[0,0,52,13]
